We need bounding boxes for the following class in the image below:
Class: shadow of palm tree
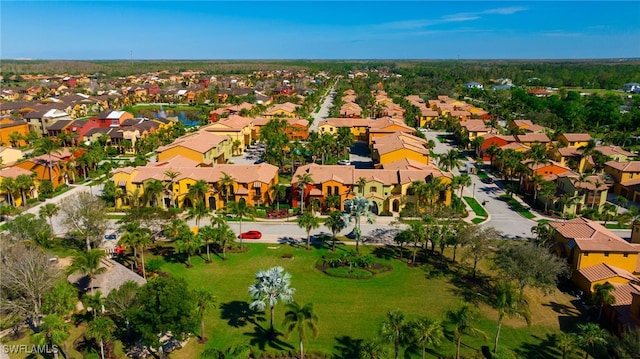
[150,245,183,263]
[514,333,562,359]
[371,245,398,260]
[243,325,293,351]
[333,335,364,359]
[219,300,265,328]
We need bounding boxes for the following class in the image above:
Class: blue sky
[2,1,639,60]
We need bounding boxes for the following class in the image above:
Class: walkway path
[309,80,337,132]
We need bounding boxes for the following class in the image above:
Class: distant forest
[2,59,639,91]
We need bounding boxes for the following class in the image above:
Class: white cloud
[378,6,528,30]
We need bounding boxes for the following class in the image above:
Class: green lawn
[146,242,577,358]
[471,217,486,224]
[500,195,536,219]
[476,170,489,180]
[464,196,488,217]
[605,223,631,229]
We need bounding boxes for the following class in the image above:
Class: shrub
[146,258,164,273]
[282,253,294,259]
[256,209,267,218]
[324,267,373,279]
[379,211,393,217]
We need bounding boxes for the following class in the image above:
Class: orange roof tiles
[578,263,637,283]
[156,131,229,154]
[605,160,640,173]
[550,217,640,253]
[561,133,592,142]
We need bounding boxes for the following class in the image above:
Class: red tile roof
[550,217,640,253]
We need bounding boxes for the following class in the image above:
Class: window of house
[186,184,191,189]
[334,186,339,194]
[370,187,377,193]
[624,253,629,258]
[327,186,332,196]
[255,187,261,196]
[604,252,609,257]
[584,253,589,256]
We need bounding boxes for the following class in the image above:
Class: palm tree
[143,179,164,208]
[31,314,70,359]
[1,177,18,207]
[438,149,463,171]
[39,203,60,232]
[357,176,367,195]
[270,183,287,210]
[295,173,314,212]
[186,201,210,229]
[324,211,347,251]
[176,230,203,267]
[282,302,319,359]
[212,222,236,260]
[163,170,181,208]
[67,249,107,294]
[188,179,209,207]
[446,304,485,359]
[538,180,557,214]
[556,332,578,359]
[592,282,616,322]
[248,266,296,335]
[36,138,62,182]
[577,323,608,359]
[297,212,320,250]
[455,173,472,199]
[493,282,531,354]
[163,218,191,240]
[227,200,255,250]
[406,317,445,359]
[218,171,237,205]
[15,174,35,207]
[197,225,216,263]
[530,173,545,203]
[409,181,429,213]
[343,197,375,253]
[194,290,216,343]
[486,143,500,168]
[380,310,407,359]
[86,316,115,359]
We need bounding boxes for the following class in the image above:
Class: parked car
[337,159,351,165]
[481,177,494,184]
[239,230,262,239]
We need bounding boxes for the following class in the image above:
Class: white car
[337,159,351,165]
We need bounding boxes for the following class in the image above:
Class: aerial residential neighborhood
[1,59,639,359]
[1,1,640,359]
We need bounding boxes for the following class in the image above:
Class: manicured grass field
[476,170,489,180]
[147,242,580,358]
[500,195,536,219]
[464,196,488,217]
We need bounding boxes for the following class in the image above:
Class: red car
[239,230,262,239]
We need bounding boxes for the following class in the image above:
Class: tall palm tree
[438,149,463,171]
[176,230,203,267]
[324,211,346,251]
[143,179,164,208]
[1,177,18,207]
[86,316,115,359]
[409,181,429,214]
[194,290,216,343]
[446,304,485,359]
[486,143,500,169]
[538,180,557,214]
[163,170,181,208]
[493,282,531,354]
[187,201,210,229]
[357,176,367,195]
[406,317,445,359]
[577,323,608,359]
[297,211,320,250]
[39,203,60,232]
[218,171,237,205]
[526,143,549,168]
[212,222,236,260]
[592,282,616,322]
[188,179,209,207]
[36,138,62,182]
[31,314,70,359]
[67,249,107,294]
[197,225,216,263]
[270,183,287,210]
[248,266,295,335]
[380,310,407,359]
[556,332,578,359]
[530,173,545,202]
[343,197,375,253]
[295,173,314,212]
[15,174,35,207]
[282,302,319,359]
[227,200,256,250]
[455,173,472,199]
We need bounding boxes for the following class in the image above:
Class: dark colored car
[239,230,262,239]
[481,177,494,184]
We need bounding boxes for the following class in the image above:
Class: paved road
[310,81,337,132]
[422,130,537,240]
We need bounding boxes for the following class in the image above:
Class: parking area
[230,142,266,164]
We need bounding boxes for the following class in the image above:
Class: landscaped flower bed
[316,251,392,279]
